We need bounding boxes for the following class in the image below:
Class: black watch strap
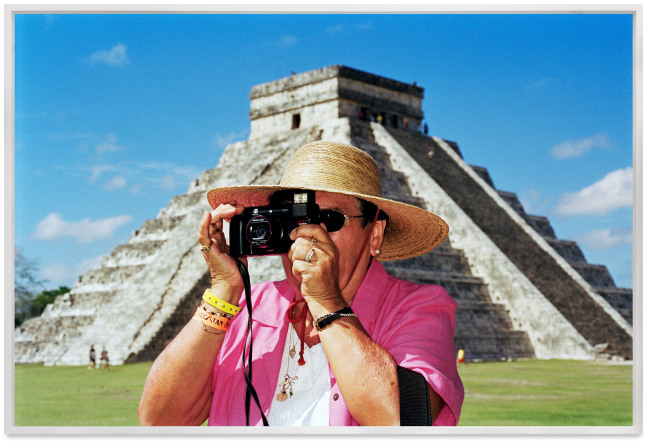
[314,307,356,331]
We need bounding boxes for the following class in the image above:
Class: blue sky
[12,11,635,291]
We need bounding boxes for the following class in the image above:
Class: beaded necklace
[276,299,307,402]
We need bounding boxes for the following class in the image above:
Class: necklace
[276,323,300,402]
[286,299,307,366]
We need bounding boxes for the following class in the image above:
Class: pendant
[277,391,288,402]
[289,346,296,359]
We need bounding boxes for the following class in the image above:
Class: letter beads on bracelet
[193,307,230,333]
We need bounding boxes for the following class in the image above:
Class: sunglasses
[318,209,366,233]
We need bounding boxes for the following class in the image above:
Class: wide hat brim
[207,184,448,261]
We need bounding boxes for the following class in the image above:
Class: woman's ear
[369,219,387,257]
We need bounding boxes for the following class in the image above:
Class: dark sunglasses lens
[320,210,345,232]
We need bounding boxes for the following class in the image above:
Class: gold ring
[201,245,211,253]
[305,248,315,263]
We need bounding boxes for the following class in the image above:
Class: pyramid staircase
[383,127,632,359]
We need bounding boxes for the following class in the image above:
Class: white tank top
[267,324,331,426]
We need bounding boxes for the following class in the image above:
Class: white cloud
[572,227,633,250]
[89,43,129,66]
[157,175,177,190]
[32,213,134,243]
[96,133,122,154]
[89,164,115,182]
[213,129,249,149]
[325,24,345,33]
[42,255,105,286]
[275,35,298,46]
[104,175,127,190]
[550,133,612,159]
[553,167,633,216]
[354,22,373,31]
[324,22,372,34]
[84,161,200,193]
[519,189,554,215]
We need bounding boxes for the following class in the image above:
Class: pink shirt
[208,260,464,426]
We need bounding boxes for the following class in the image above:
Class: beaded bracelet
[200,301,234,319]
[203,289,241,316]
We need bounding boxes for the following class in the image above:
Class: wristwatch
[313,307,357,331]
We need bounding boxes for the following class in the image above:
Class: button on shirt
[208,260,464,426]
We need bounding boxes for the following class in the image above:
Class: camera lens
[246,216,272,247]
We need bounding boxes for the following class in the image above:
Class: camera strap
[233,256,269,426]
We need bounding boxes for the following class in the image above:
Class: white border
[4,3,642,437]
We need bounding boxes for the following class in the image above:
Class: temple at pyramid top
[249,65,425,137]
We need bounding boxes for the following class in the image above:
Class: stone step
[455,303,514,330]
[524,214,556,239]
[78,264,146,287]
[15,313,95,342]
[497,190,526,217]
[543,237,587,263]
[569,262,616,288]
[102,241,167,267]
[129,216,186,243]
[470,165,495,188]
[454,330,535,361]
[157,192,204,218]
[594,286,633,325]
[384,268,492,303]
[384,250,471,274]
[44,290,115,314]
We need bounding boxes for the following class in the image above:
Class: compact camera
[229,190,319,257]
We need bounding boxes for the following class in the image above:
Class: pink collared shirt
[208,260,464,426]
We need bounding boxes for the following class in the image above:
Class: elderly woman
[139,141,464,426]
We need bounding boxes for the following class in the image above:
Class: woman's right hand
[197,203,248,301]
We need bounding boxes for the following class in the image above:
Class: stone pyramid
[14,65,632,365]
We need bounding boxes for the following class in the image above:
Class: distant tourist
[423,123,429,135]
[456,348,465,365]
[100,348,110,370]
[88,345,96,370]
[139,141,464,426]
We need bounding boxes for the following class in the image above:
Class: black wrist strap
[314,307,355,331]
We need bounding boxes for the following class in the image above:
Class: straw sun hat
[207,141,448,261]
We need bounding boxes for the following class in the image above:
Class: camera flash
[294,192,308,204]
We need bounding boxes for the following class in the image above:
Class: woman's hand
[287,224,346,311]
[197,203,248,299]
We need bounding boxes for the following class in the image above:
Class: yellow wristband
[202,289,241,316]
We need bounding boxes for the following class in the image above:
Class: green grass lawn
[457,359,633,426]
[13,359,633,427]
[14,362,152,426]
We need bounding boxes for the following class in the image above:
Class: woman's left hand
[287,224,345,309]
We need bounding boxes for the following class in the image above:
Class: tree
[14,248,45,326]
[30,286,71,317]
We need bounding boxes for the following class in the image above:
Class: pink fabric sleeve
[376,282,464,425]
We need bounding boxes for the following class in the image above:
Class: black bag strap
[397,365,432,426]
